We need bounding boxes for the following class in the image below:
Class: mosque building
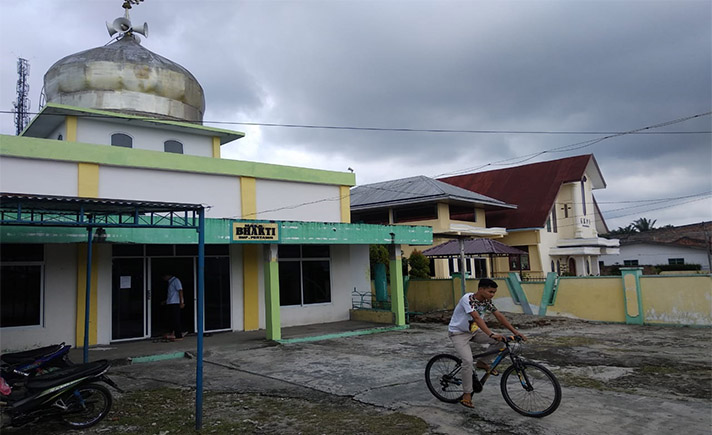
[0,7,431,351]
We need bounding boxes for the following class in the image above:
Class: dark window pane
[449,205,476,222]
[279,261,302,306]
[205,245,229,255]
[205,257,231,330]
[146,245,173,256]
[393,205,437,223]
[164,140,184,154]
[111,133,133,148]
[278,245,300,259]
[112,244,144,257]
[302,260,331,304]
[175,245,198,256]
[1,265,42,327]
[351,210,389,224]
[1,244,43,262]
[302,245,329,258]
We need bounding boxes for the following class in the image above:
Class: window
[581,177,587,216]
[668,258,684,265]
[111,133,133,148]
[352,210,389,224]
[278,245,331,306]
[393,205,437,223]
[551,207,557,232]
[1,244,44,328]
[623,260,639,266]
[164,140,184,154]
[449,205,477,222]
[509,246,530,271]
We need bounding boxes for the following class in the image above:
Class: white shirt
[448,293,475,333]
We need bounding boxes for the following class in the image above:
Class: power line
[1,110,710,136]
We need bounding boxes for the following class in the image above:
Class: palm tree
[633,217,657,232]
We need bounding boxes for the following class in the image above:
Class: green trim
[1,135,356,186]
[538,272,559,316]
[0,219,432,245]
[264,250,281,341]
[26,103,245,143]
[130,352,186,363]
[389,256,405,326]
[277,325,409,344]
[505,273,533,315]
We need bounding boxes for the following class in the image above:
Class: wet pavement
[67,317,712,434]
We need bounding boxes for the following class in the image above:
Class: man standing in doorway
[162,273,185,341]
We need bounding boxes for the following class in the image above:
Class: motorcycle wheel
[60,383,113,429]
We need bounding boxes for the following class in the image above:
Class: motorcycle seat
[1,343,69,365]
[25,360,110,391]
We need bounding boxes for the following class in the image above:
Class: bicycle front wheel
[500,361,561,417]
[425,354,469,403]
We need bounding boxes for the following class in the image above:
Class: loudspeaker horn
[131,22,148,37]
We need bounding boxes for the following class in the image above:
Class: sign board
[232,221,280,243]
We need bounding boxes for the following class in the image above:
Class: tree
[632,217,657,232]
[408,249,431,279]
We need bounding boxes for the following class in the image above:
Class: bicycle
[425,336,561,417]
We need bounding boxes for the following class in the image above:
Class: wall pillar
[264,245,281,340]
[389,244,405,326]
[621,267,644,324]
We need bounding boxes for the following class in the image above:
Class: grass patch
[556,373,607,390]
[11,388,429,434]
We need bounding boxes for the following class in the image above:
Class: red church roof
[439,154,605,230]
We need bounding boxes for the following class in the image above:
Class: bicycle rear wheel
[425,354,470,403]
[500,361,561,417]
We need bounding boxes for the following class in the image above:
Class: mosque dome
[43,30,205,123]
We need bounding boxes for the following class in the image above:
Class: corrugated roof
[0,192,204,213]
[422,238,527,257]
[439,155,603,230]
[350,175,515,211]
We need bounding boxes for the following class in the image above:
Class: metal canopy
[0,192,203,228]
[0,192,209,429]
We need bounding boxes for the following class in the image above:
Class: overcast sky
[1,0,710,229]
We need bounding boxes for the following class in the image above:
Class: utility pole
[12,58,31,135]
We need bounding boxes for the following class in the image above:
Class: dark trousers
[167,304,183,338]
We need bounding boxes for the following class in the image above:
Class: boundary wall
[405,268,711,326]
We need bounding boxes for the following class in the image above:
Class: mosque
[0,6,431,351]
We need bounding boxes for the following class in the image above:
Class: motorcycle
[0,359,123,430]
[1,343,73,385]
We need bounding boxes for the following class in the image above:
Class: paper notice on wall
[120,276,131,289]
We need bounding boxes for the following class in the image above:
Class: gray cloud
[1,0,710,227]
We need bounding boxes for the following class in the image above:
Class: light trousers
[449,330,501,395]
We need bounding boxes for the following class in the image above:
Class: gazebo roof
[422,238,527,258]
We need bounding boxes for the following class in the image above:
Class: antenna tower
[12,58,31,135]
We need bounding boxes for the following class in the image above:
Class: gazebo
[422,238,527,294]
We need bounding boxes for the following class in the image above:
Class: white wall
[0,157,77,196]
[278,244,355,327]
[0,244,78,352]
[99,166,241,218]
[77,118,214,157]
[229,244,244,331]
[256,180,341,222]
[601,243,710,271]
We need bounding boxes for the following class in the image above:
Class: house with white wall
[440,154,619,277]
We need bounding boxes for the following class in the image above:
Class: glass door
[112,258,146,340]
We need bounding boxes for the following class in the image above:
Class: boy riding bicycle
[448,278,527,409]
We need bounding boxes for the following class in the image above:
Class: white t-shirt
[448,293,476,333]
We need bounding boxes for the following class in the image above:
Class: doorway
[150,257,195,338]
[112,258,146,340]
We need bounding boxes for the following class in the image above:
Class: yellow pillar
[66,115,78,142]
[212,137,221,158]
[77,163,99,198]
[340,186,351,223]
[240,177,260,330]
[76,245,99,346]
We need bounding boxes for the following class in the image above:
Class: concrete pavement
[76,318,711,435]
